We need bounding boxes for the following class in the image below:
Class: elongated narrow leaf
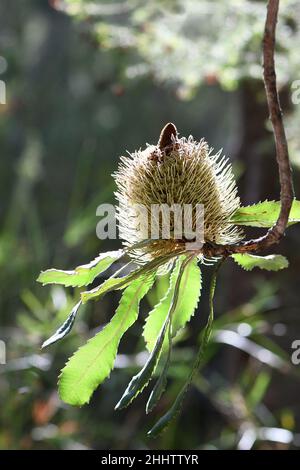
[147,259,222,437]
[147,386,187,438]
[115,316,169,410]
[81,250,183,304]
[42,301,82,349]
[81,274,134,303]
[231,253,289,272]
[37,250,123,287]
[59,275,154,406]
[37,240,158,289]
[143,257,201,352]
[146,351,170,414]
[115,257,189,410]
[230,200,300,228]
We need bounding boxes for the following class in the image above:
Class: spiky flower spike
[38,121,298,437]
[114,123,243,261]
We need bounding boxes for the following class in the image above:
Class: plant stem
[202,0,294,259]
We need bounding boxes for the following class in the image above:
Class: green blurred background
[1,0,300,450]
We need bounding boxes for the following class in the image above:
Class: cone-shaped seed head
[114,123,243,262]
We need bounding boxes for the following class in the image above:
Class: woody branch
[202,0,294,258]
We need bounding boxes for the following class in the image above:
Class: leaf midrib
[64,282,145,396]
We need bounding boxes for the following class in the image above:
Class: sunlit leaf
[231,253,289,271]
[115,257,190,410]
[230,200,300,228]
[37,250,123,287]
[37,240,157,289]
[81,274,133,303]
[81,250,183,303]
[143,256,201,352]
[59,275,154,406]
[115,314,169,410]
[147,258,222,436]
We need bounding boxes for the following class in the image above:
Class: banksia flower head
[114,123,243,262]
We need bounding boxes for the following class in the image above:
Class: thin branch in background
[262,0,294,237]
[202,0,295,258]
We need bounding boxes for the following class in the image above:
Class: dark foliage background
[0,0,300,450]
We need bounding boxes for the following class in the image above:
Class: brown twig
[202,0,294,259]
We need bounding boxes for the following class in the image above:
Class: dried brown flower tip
[158,122,178,152]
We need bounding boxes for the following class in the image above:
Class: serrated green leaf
[231,253,289,271]
[81,249,183,304]
[147,258,223,437]
[37,250,123,287]
[115,256,191,410]
[81,274,133,303]
[42,301,82,349]
[37,240,157,289]
[115,314,169,410]
[146,353,170,414]
[58,275,154,406]
[143,257,201,352]
[230,199,300,228]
